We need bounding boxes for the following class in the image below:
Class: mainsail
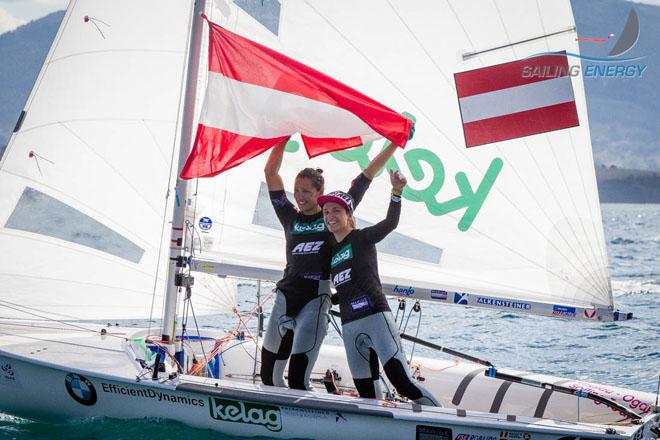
[191,0,612,318]
[0,1,234,320]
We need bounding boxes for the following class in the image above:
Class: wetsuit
[261,173,370,390]
[329,192,439,405]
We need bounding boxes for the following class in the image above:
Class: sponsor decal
[499,431,532,440]
[350,295,370,312]
[209,397,282,432]
[0,362,17,385]
[552,305,576,318]
[100,383,204,407]
[271,194,288,207]
[65,373,97,406]
[453,292,469,305]
[331,244,353,268]
[282,407,331,420]
[291,218,326,235]
[416,425,452,440]
[583,308,597,319]
[302,272,321,280]
[475,296,531,310]
[393,285,415,296]
[291,240,323,255]
[455,434,497,440]
[333,268,351,287]
[431,289,448,300]
[335,412,347,423]
[198,216,213,231]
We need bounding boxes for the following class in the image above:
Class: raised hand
[390,168,407,192]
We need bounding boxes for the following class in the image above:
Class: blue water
[1,204,658,439]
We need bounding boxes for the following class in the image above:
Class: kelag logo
[525,8,647,79]
[209,397,282,432]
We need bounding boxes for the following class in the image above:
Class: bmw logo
[65,373,97,406]
[199,216,213,231]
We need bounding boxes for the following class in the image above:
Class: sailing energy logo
[209,397,282,432]
[525,8,647,79]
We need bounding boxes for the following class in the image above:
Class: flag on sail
[181,19,412,179]
[454,53,579,148]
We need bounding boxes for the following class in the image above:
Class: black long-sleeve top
[269,173,371,315]
[329,193,401,324]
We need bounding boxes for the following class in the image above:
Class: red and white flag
[181,19,412,179]
[454,53,579,148]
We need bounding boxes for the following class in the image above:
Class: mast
[161,0,207,347]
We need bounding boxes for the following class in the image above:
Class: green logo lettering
[291,218,326,235]
[209,397,282,432]
[329,112,503,231]
[331,244,353,268]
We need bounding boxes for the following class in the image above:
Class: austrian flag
[181,19,412,179]
[454,53,579,148]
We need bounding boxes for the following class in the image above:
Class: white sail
[0,1,195,320]
[191,0,612,316]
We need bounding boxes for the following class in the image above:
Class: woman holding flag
[318,171,439,406]
[261,138,404,390]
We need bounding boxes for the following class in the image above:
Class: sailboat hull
[0,323,657,439]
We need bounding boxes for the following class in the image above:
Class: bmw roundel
[199,216,213,231]
[65,373,97,406]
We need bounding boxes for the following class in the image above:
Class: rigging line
[15,118,177,136]
[485,0,606,296]
[48,48,185,65]
[0,300,125,340]
[375,1,602,290]
[301,2,603,299]
[59,122,163,217]
[142,120,172,168]
[0,272,158,297]
[0,230,158,278]
[0,331,125,354]
[0,169,160,253]
[150,0,197,338]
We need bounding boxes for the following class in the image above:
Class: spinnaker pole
[161,0,207,350]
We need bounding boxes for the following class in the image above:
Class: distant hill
[0,11,64,152]
[595,165,660,203]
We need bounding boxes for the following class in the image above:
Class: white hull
[0,322,657,439]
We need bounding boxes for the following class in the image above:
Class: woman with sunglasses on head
[261,137,403,391]
[318,170,439,406]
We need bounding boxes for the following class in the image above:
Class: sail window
[252,183,442,264]
[235,0,281,36]
[5,187,145,263]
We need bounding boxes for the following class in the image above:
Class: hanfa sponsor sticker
[551,305,576,318]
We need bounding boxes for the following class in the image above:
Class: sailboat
[0,0,658,438]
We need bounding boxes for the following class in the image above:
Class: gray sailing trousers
[261,283,331,390]
[342,311,440,406]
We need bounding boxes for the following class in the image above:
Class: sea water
[1,204,658,439]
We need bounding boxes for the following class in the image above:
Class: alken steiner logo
[209,397,282,432]
[393,285,415,296]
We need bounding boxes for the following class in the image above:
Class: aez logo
[454,292,469,305]
[291,219,326,235]
[292,241,323,255]
[331,244,352,268]
[209,397,282,432]
[65,373,97,406]
[333,268,352,287]
[393,285,415,296]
